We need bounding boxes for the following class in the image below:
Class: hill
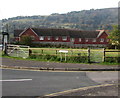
[2,7,118,33]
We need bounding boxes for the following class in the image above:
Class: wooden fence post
[103,48,106,62]
[29,49,32,56]
[4,43,8,55]
[88,47,90,63]
[56,50,58,55]
[41,49,43,54]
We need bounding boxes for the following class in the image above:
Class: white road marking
[0,79,32,82]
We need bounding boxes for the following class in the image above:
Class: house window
[62,36,67,41]
[71,38,74,42]
[39,36,44,40]
[100,38,104,42]
[85,39,89,42]
[79,38,81,42]
[47,36,51,40]
[55,36,59,40]
[93,39,96,42]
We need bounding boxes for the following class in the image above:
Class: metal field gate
[7,44,30,58]
[89,48,104,63]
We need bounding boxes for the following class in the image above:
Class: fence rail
[29,48,120,63]
[30,48,88,56]
[105,51,120,52]
[5,45,120,63]
[103,49,120,62]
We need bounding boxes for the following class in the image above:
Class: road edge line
[1,65,119,71]
[44,83,115,97]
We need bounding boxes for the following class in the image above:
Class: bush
[105,57,120,63]
[20,35,33,46]
[29,54,88,63]
[68,56,88,63]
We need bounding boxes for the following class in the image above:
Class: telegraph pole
[2,23,9,55]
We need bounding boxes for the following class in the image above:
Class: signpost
[59,50,68,61]
[2,32,9,55]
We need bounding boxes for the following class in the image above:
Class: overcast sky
[0,0,119,19]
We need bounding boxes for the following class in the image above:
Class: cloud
[0,0,119,19]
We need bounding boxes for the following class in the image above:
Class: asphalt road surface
[2,69,118,97]
[2,69,100,96]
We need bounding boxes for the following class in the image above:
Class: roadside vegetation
[30,48,119,63]
[2,47,120,65]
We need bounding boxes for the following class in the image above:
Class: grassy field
[29,48,120,63]
[1,47,119,64]
[30,48,119,57]
[1,47,120,64]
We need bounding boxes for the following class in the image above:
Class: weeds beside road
[1,57,119,71]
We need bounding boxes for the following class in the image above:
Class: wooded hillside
[1,7,118,33]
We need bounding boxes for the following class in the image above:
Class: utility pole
[88,47,91,63]
[6,24,10,44]
[2,23,9,55]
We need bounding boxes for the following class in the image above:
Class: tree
[108,25,120,49]
[20,35,32,46]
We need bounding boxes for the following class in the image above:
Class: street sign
[59,50,68,61]
[59,50,68,53]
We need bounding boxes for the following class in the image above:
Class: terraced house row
[14,28,109,47]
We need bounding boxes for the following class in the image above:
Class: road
[2,69,118,96]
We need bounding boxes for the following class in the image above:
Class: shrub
[105,57,120,63]
[68,56,88,63]
[20,35,33,46]
[29,54,88,63]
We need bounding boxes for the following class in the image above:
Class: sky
[0,0,119,20]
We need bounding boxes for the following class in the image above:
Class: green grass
[1,48,120,65]
[105,52,119,57]
[30,48,88,56]
[0,51,2,57]
[98,62,119,65]
[30,48,120,57]
[2,54,119,65]
[29,48,120,63]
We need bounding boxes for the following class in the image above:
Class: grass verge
[1,54,119,66]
